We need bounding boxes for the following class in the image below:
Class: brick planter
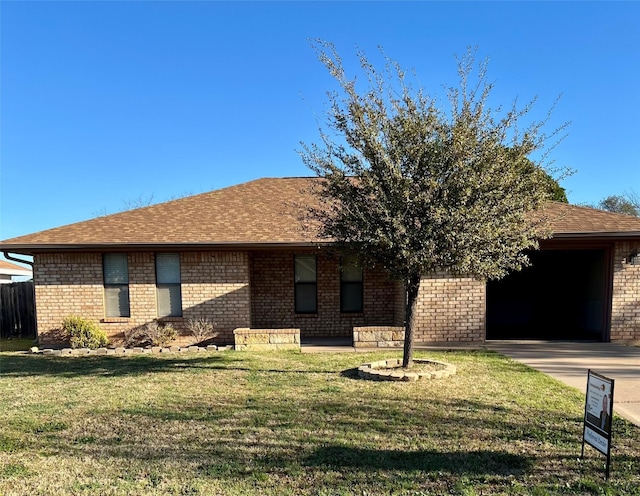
[358,358,456,382]
[353,326,405,348]
[233,328,300,351]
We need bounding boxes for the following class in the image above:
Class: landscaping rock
[389,371,405,381]
[358,358,456,382]
[34,342,232,358]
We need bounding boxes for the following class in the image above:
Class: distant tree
[301,42,568,367]
[628,191,640,212]
[122,193,156,211]
[593,193,639,217]
[93,194,156,218]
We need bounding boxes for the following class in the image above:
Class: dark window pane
[156,253,181,284]
[104,285,130,317]
[341,257,363,312]
[341,282,363,312]
[104,253,129,284]
[295,283,317,313]
[157,284,182,317]
[295,255,316,283]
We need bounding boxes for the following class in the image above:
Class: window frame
[155,252,182,318]
[103,253,130,318]
[294,255,317,314]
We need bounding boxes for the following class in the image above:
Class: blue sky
[1,1,639,248]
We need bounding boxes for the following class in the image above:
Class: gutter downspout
[2,252,34,268]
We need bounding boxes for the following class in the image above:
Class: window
[103,253,130,317]
[295,255,317,313]
[341,257,363,312]
[156,253,182,317]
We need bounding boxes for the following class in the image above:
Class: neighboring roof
[0,259,32,276]
[1,177,640,255]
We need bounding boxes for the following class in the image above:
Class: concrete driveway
[486,341,640,427]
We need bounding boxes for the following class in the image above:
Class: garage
[486,248,610,341]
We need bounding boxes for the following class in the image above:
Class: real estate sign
[582,370,614,479]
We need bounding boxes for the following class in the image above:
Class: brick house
[1,177,639,346]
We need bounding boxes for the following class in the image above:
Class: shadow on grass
[0,353,234,377]
[340,367,360,379]
[303,445,532,475]
[0,353,345,378]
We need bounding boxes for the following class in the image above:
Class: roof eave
[551,231,640,240]
[0,240,333,255]
[0,268,33,276]
[3,230,639,256]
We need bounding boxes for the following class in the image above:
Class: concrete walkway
[486,341,640,427]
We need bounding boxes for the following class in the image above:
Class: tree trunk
[402,272,421,368]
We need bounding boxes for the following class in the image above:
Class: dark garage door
[486,249,608,341]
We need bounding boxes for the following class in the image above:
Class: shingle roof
[1,177,639,254]
[540,201,640,237]
[0,178,323,252]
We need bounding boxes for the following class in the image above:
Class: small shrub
[61,315,109,349]
[124,321,177,348]
[187,318,217,344]
[150,322,177,347]
[123,327,147,348]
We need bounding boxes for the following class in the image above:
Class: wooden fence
[0,281,36,339]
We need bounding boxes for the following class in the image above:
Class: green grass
[0,349,638,495]
[0,338,35,352]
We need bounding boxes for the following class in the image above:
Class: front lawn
[0,339,34,352]
[0,349,638,495]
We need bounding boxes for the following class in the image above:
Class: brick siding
[34,253,104,345]
[413,272,486,342]
[393,282,406,327]
[611,241,640,342]
[249,250,400,338]
[35,244,636,347]
[33,251,251,346]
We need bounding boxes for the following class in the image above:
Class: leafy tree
[591,194,639,217]
[301,42,568,367]
[539,170,568,203]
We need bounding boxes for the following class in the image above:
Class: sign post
[581,369,614,480]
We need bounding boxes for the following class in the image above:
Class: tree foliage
[538,169,568,203]
[591,193,639,217]
[301,41,568,366]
